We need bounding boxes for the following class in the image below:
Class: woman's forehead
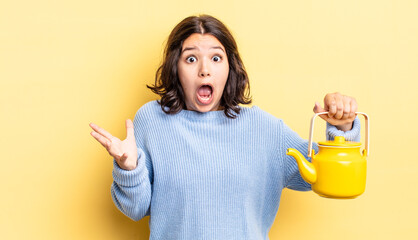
[182,33,225,52]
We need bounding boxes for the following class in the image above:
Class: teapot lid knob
[334,136,345,143]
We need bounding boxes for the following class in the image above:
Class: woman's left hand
[313,92,358,132]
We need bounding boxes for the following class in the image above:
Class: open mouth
[196,84,214,105]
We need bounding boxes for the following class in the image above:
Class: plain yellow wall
[1,0,417,239]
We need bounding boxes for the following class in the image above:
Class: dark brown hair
[147,14,252,118]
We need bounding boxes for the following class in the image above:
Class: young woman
[90,15,360,239]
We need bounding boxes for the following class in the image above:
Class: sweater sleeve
[110,105,153,221]
[282,120,314,191]
[282,117,361,191]
[326,116,361,142]
[110,147,152,221]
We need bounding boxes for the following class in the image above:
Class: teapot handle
[308,112,369,157]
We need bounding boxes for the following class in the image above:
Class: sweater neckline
[177,108,228,121]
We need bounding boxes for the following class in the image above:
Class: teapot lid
[318,136,361,147]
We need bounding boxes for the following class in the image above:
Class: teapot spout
[286,148,317,184]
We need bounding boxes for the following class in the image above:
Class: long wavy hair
[147,15,252,118]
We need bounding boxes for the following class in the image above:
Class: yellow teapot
[286,112,369,199]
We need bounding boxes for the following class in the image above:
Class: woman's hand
[313,92,358,132]
[89,119,138,170]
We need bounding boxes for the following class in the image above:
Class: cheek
[220,65,229,85]
[221,58,230,76]
[178,72,195,100]
[177,64,189,89]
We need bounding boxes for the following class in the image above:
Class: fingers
[349,98,358,119]
[313,102,329,122]
[342,101,350,119]
[89,123,114,140]
[125,119,135,140]
[89,122,122,158]
[120,152,128,162]
[90,131,111,150]
[324,93,341,119]
[323,93,357,121]
[313,102,324,113]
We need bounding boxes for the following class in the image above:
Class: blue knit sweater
[111,101,360,239]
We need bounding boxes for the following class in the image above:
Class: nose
[199,71,209,77]
[198,58,211,77]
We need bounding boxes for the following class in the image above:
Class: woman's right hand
[89,119,138,170]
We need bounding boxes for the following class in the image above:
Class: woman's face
[177,33,229,112]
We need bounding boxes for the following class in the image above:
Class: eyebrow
[181,46,225,53]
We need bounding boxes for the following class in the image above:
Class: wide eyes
[186,56,197,63]
[185,55,222,63]
[212,56,221,62]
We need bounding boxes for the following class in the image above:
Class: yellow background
[1,0,417,239]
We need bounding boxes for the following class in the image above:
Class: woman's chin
[195,105,218,112]
[187,101,221,113]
